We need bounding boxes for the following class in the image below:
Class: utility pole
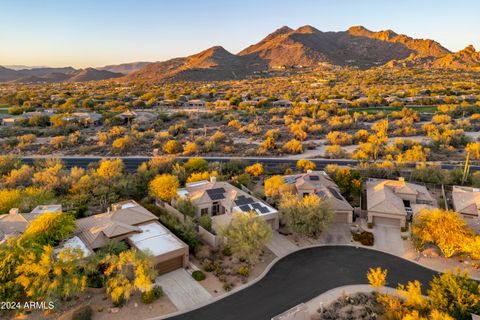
[462,150,470,185]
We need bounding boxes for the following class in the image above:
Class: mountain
[99,62,151,75]
[0,66,123,83]
[127,46,265,82]
[66,68,123,82]
[2,65,50,71]
[431,45,480,70]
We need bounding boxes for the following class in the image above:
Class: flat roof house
[184,99,206,108]
[365,177,437,227]
[76,200,188,274]
[282,170,354,223]
[176,177,279,229]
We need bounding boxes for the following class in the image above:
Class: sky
[1,0,479,68]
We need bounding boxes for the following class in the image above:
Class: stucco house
[282,170,354,223]
[365,177,437,227]
[272,99,293,108]
[176,177,279,229]
[75,200,189,274]
[452,186,480,234]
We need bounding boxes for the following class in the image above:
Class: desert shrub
[199,215,212,232]
[192,270,206,281]
[71,305,93,320]
[223,282,233,291]
[201,258,215,272]
[238,265,249,277]
[141,285,163,304]
[367,222,374,229]
[220,245,232,257]
[87,272,104,288]
[353,231,374,246]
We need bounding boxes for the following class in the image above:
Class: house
[0,205,62,243]
[272,100,293,108]
[176,177,279,229]
[452,186,480,234]
[326,98,352,107]
[71,112,102,126]
[282,170,354,223]
[1,116,21,126]
[365,177,437,227]
[157,100,177,108]
[115,110,137,123]
[75,200,188,274]
[184,99,206,108]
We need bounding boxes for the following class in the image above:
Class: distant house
[75,200,188,274]
[272,100,293,108]
[176,177,279,229]
[1,116,20,126]
[452,186,480,217]
[115,110,137,123]
[0,205,62,243]
[452,186,480,234]
[282,170,353,223]
[365,178,437,227]
[72,112,102,126]
[157,100,177,108]
[326,98,352,107]
[184,99,206,108]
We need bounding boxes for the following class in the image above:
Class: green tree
[220,211,272,265]
[279,193,334,237]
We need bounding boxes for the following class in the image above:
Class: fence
[198,225,223,250]
[155,199,186,223]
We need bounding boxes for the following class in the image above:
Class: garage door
[335,212,349,223]
[156,256,183,275]
[373,216,399,227]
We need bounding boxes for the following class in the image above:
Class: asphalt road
[20,156,479,173]
[164,246,439,320]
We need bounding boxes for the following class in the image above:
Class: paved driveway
[372,224,405,256]
[156,269,212,310]
[267,231,298,257]
[164,246,439,320]
[318,223,352,245]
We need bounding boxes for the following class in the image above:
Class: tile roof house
[365,177,437,227]
[176,177,279,229]
[0,205,62,243]
[452,186,480,234]
[282,170,354,223]
[75,200,189,274]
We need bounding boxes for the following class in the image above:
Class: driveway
[164,246,439,320]
[156,269,212,311]
[372,224,405,256]
[267,231,298,257]
[318,223,352,245]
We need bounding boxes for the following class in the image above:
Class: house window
[200,208,209,216]
[212,202,220,216]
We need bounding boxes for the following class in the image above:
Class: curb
[147,243,479,320]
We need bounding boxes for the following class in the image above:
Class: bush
[238,265,249,277]
[158,214,201,253]
[141,285,163,304]
[199,215,212,232]
[87,272,104,288]
[192,270,206,281]
[353,231,374,246]
[223,282,233,291]
[220,245,232,257]
[367,222,374,229]
[201,258,215,272]
[71,305,93,320]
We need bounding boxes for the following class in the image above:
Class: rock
[422,246,441,258]
[109,307,119,313]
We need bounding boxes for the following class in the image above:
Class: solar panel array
[206,188,226,200]
[235,195,255,206]
[309,175,320,181]
[328,187,344,200]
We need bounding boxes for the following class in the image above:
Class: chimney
[307,169,313,174]
[398,177,405,183]
[210,176,217,184]
[9,208,19,215]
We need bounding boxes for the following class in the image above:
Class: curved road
[165,246,439,320]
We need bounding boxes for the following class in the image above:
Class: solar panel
[251,203,263,210]
[239,204,251,212]
[284,176,298,184]
[328,187,344,200]
[309,176,320,181]
[235,195,255,206]
[206,188,225,196]
[209,193,225,200]
[258,206,270,214]
[316,191,327,198]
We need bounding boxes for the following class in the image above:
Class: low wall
[198,225,223,249]
[271,303,309,320]
[156,199,185,223]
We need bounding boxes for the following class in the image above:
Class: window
[201,208,209,216]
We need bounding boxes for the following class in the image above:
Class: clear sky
[1,0,479,68]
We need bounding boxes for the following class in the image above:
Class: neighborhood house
[365,177,437,227]
[282,170,354,223]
